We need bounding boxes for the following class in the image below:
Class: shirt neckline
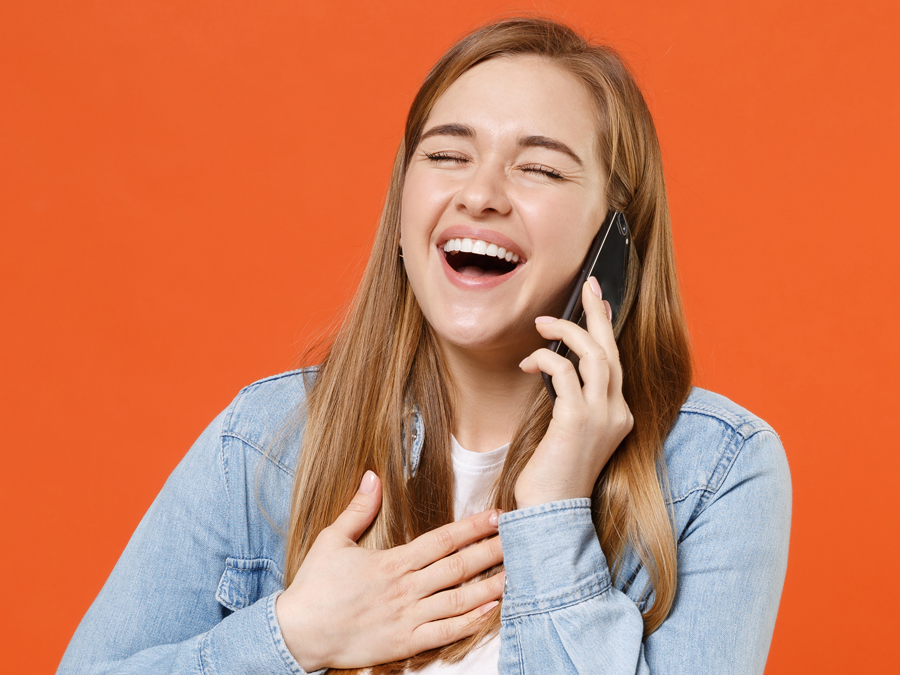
[450,434,509,474]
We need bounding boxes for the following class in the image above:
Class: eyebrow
[518,135,583,166]
[419,124,583,166]
[420,123,476,141]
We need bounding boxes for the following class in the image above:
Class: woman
[58,16,791,675]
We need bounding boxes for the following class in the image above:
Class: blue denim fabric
[57,369,791,674]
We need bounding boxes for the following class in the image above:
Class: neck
[441,340,540,453]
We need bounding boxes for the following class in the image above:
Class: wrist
[275,590,327,672]
[515,486,593,509]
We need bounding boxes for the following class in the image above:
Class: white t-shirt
[408,435,508,675]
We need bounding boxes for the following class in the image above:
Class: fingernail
[518,357,528,369]
[480,600,499,615]
[604,300,612,321]
[535,316,555,324]
[359,470,376,494]
[489,510,500,527]
[589,277,602,298]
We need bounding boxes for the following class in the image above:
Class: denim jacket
[57,369,791,674]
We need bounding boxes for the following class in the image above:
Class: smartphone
[542,211,631,403]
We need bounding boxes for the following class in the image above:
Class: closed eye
[521,164,564,180]
[424,151,469,164]
[424,153,564,180]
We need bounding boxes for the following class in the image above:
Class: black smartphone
[542,211,631,403]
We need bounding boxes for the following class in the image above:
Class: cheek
[400,169,457,245]
[516,190,602,263]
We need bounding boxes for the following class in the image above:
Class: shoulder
[218,367,317,477]
[664,387,790,505]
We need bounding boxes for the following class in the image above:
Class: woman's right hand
[275,470,505,672]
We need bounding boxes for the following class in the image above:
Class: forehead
[426,55,599,158]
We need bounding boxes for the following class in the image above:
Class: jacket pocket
[215,556,285,612]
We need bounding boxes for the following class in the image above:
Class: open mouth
[441,237,522,278]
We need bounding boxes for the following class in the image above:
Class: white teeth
[441,237,522,263]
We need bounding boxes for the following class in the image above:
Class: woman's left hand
[516,278,634,509]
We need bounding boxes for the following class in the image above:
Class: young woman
[58,17,791,675]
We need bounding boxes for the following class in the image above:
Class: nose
[453,161,512,218]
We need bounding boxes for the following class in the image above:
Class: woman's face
[400,55,608,358]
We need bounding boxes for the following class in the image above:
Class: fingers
[524,280,622,402]
[580,279,623,396]
[519,346,587,402]
[402,509,500,571]
[416,569,505,623]
[409,597,501,654]
[417,533,503,594]
[327,471,382,544]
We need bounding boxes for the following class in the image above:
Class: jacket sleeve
[496,429,792,674]
[56,407,323,675]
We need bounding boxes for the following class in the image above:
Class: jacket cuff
[498,499,611,618]
[203,591,326,675]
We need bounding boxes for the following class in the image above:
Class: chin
[427,312,535,356]
[434,322,497,349]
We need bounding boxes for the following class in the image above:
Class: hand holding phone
[517,216,635,507]
[542,211,631,403]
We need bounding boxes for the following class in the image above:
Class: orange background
[1,1,897,672]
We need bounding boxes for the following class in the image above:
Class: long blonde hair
[281,16,692,674]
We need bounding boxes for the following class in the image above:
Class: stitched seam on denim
[695,434,741,512]
[221,395,238,435]
[198,629,213,675]
[215,566,234,611]
[218,560,286,613]
[704,425,748,498]
[666,415,739,504]
[225,557,285,586]
[235,368,316,397]
[222,430,295,477]
[500,503,591,524]
[220,437,231,500]
[678,404,745,428]
[223,368,313,474]
[707,428,779,499]
[226,558,269,570]
[266,592,305,674]
[742,428,780,444]
[683,457,741,537]
[693,428,779,522]
[503,575,609,613]
[678,405,774,438]
[503,581,609,619]
[667,485,713,505]
[513,624,525,675]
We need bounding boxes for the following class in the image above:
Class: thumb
[330,470,382,543]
